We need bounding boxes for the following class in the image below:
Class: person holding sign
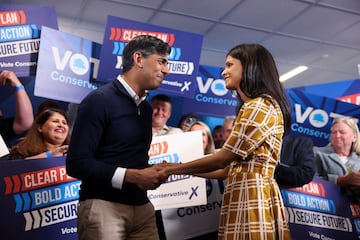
[0,70,33,146]
[66,35,171,240]
[162,43,292,240]
[314,116,360,201]
[150,93,183,240]
[1,108,69,160]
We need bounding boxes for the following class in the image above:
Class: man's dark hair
[150,94,172,104]
[122,35,171,73]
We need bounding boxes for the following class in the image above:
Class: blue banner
[34,26,104,103]
[294,78,360,105]
[281,177,358,240]
[0,4,58,76]
[287,88,360,147]
[1,158,358,240]
[0,157,78,240]
[97,16,203,98]
[181,65,238,117]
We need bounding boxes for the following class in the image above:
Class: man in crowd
[150,93,182,239]
[151,94,183,136]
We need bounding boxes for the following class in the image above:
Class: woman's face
[190,124,209,153]
[330,121,356,154]
[38,112,69,146]
[221,55,243,92]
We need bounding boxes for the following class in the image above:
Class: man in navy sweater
[275,134,315,188]
[66,35,171,240]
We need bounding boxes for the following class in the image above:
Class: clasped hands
[134,161,179,190]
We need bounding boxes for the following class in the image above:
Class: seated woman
[314,116,360,201]
[1,108,70,160]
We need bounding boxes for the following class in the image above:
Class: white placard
[0,134,9,157]
[148,131,207,210]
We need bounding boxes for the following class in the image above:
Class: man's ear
[133,51,143,69]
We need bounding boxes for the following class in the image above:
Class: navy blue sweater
[66,79,153,205]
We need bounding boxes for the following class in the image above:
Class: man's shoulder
[284,135,313,145]
[168,127,183,134]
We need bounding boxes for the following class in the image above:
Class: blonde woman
[314,116,360,186]
[189,120,216,155]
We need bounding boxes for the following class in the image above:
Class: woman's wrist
[45,151,52,158]
[15,85,24,92]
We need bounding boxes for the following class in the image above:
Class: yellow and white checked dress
[220,96,291,240]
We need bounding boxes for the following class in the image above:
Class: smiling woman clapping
[1,108,70,160]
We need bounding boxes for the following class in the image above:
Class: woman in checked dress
[163,43,292,240]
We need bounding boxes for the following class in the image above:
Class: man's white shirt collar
[117,75,147,106]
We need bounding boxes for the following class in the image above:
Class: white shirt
[111,75,147,190]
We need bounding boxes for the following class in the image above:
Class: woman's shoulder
[313,145,335,155]
[244,95,272,106]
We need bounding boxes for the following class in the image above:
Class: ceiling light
[280,66,308,82]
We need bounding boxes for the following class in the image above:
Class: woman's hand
[51,145,69,157]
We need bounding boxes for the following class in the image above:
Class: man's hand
[125,164,168,190]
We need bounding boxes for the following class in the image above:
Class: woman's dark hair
[10,108,70,158]
[122,35,171,73]
[226,43,291,133]
[37,100,60,115]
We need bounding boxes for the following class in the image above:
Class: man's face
[151,100,171,127]
[139,53,169,90]
[213,127,225,147]
[213,127,224,142]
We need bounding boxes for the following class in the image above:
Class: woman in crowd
[314,116,360,195]
[189,120,216,155]
[162,43,292,239]
[2,108,70,160]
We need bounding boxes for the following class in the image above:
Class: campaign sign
[0,4,58,76]
[293,78,360,104]
[97,16,203,98]
[286,88,360,147]
[182,64,238,117]
[148,131,206,210]
[281,177,358,240]
[161,178,224,240]
[349,202,360,237]
[34,26,104,103]
[0,157,79,240]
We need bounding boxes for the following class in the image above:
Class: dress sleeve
[223,97,282,159]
